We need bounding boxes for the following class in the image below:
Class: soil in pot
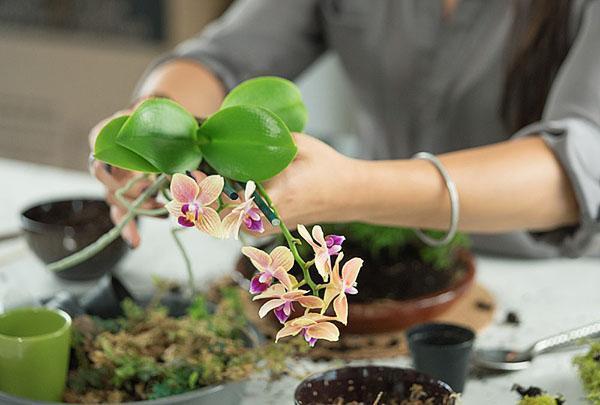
[340,241,466,304]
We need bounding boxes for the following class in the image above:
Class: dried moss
[63,287,305,403]
[574,342,600,404]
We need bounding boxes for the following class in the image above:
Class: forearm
[136,59,226,118]
[348,136,579,233]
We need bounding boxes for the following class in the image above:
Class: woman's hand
[88,110,164,248]
[263,133,360,229]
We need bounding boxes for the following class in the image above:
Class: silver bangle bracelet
[411,152,460,247]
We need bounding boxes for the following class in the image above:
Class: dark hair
[501,0,573,133]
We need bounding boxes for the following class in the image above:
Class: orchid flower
[254,284,323,323]
[322,253,363,325]
[325,234,345,255]
[222,181,264,239]
[166,173,224,238]
[297,224,333,282]
[275,313,340,347]
[242,246,297,294]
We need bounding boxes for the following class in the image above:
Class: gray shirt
[143,0,600,258]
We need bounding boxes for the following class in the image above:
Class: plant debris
[512,384,565,405]
[505,311,521,326]
[573,342,600,404]
[330,384,456,405]
[63,286,306,403]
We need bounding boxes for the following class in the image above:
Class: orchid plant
[47,77,363,347]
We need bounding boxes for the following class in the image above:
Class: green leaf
[116,99,202,174]
[94,115,160,172]
[221,76,307,132]
[198,105,297,182]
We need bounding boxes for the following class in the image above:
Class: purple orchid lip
[178,216,195,227]
[325,234,345,255]
[274,306,289,323]
[249,275,269,294]
[274,302,294,323]
[302,330,317,347]
[244,215,264,233]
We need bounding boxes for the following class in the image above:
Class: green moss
[574,342,600,404]
[518,395,561,405]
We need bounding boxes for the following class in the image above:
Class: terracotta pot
[236,250,476,334]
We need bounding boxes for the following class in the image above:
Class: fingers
[110,204,140,248]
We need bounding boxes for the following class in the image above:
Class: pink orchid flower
[297,224,332,282]
[242,246,296,294]
[222,181,264,239]
[254,284,323,324]
[323,253,363,325]
[275,313,340,347]
[166,173,224,238]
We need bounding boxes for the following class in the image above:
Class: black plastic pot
[407,322,475,392]
[20,198,129,281]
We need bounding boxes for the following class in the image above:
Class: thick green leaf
[221,76,307,132]
[94,115,160,172]
[198,105,297,182]
[116,99,202,174]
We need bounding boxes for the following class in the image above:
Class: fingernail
[103,163,113,174]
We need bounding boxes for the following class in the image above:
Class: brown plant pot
[236,249,476,335]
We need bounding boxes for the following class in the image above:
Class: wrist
[335,157,373,223]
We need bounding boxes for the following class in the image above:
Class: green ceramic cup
[0,307,71,401]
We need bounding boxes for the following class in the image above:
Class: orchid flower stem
[315,284,327,291]
[255,183,318,294]
[161,186,171,201]
[47,174,169,272]
[171,227,195,295]
[294,279,307,289]
[222,180,239,200]
[136,207,168,216]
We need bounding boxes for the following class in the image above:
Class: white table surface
[1,157,599,404]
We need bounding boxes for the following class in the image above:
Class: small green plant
[574,342,600,404]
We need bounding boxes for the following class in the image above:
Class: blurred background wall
[0,0,359,171]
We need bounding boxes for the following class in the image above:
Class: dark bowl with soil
[20,198,129,281]
[294,366,457,405]
[236,239,475,334]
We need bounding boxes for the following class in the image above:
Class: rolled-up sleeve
[139,0,325,92]
[513,0,600,257]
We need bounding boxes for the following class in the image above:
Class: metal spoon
[473,321,600,371]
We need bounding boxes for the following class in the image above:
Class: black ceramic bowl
[20,198,129,281]
[294,366,456,405]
